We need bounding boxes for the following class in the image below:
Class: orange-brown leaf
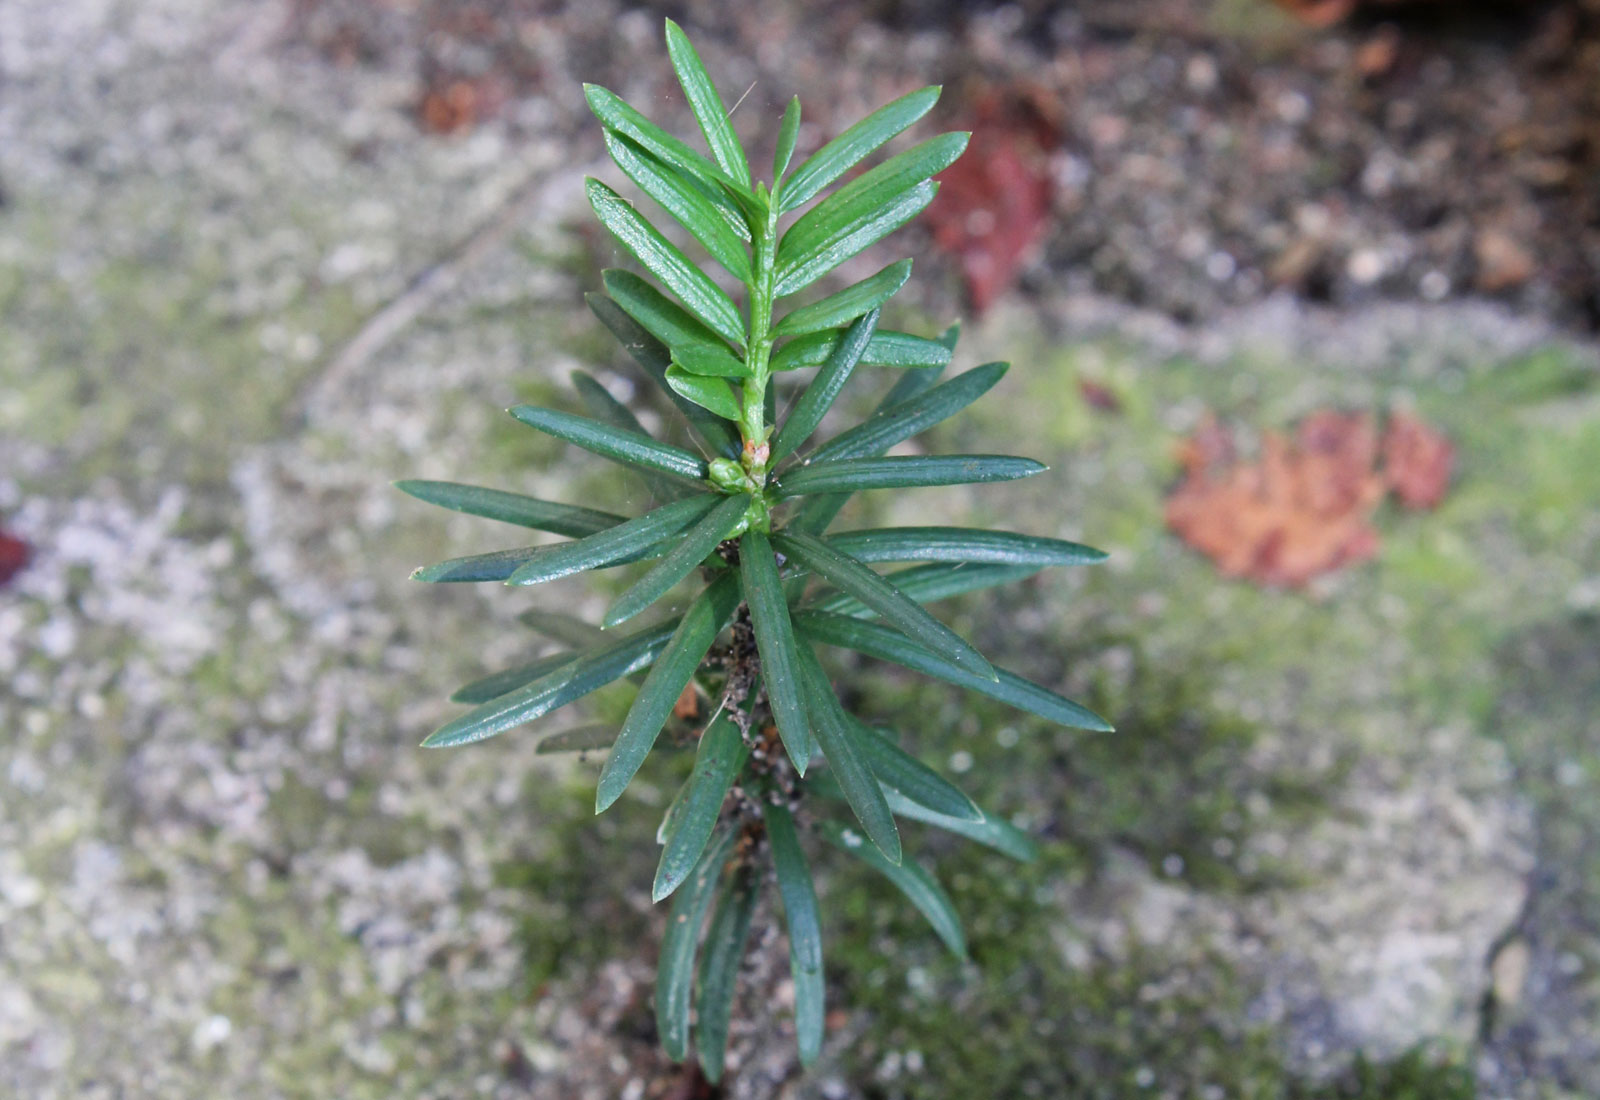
[1382,410,1454,510]
[1167,408,1453,587]
[672,683,700,722]
[1165,411,1386,588]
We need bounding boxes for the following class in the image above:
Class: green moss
[492,767,673,993]
[0,205,365,493]
[836,627,1329,897]
[1299,1051,1478,1100]
[793,329,1600,1093]
[812,627,1336,1093]
[1204,0,1308,50]
[1482,615,1600,1076]
[835,948,1284,1098]
[986,332,1600,737]
[266,772,431,868]
[1065,648,1332,892]
[824,851,1476,1099]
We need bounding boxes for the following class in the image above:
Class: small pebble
[1347,249,1386,286]
[191,1015,232,1053]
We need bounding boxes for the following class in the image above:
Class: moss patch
[822,849,1476,1099]
[796,319,1598,1090]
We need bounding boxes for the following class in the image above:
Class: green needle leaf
[808,361,1009,463]
[781,328,969,542]
[769,309,878,463]
[695,858,760,1083]
[534,724,619,755]
[509,404,709,481]
[825,527,1108,567]
[770,328,950,373]
[819,820,965,958]
[665,365,743,421]
[849,717,982,821]
[606,494,749,627]
[671,341,752,379]
[657,827,736,1061]
[875,320,960,412]
[657,774,693,848]
[774,530,996,680]
[412,536,673,584]
[570,370,652,436]
[395,480,624,535]
[595,573,742,811]
[664,19,752,188]
[570,371,690,503]
[517,609,607,648]
[773,95,802,183]
[603,130,752,282]
[740,530,815,771]
[653,703,750,901]
[778,132,968,286]
[807,769,1038,862]
[799,645,900,863]
[584,82,752,205]
[600,270,745,371]
[882,787,1038,862]
[771,260,911,340]
[504,495,718,587]
[774,455,1046,498]
[586,178,746,346]
[795,609,1114,732]
[451,650,577,705]
[781,86,941,213]
[877,363,945,411]
[774,179,938,298]
[421,619,680,747]
[811,561,1044,617]
[763,800,825,1065]
[586,291,741,459]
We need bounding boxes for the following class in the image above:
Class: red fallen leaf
[926,87,1062,314]
[0,528,30,587]
[1382,409,1454,509]
[1077,379,1122,413]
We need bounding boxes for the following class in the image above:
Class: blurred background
[1,1,1597,1097]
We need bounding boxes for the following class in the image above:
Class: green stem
[740,191,781,483]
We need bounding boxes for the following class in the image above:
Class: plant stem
[740,195,781,483]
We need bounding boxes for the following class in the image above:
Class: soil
[286,0,1600,329]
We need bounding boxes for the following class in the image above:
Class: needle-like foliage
[399,20,1112,1080]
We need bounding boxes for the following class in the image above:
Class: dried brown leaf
[1166,410,1396,588]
